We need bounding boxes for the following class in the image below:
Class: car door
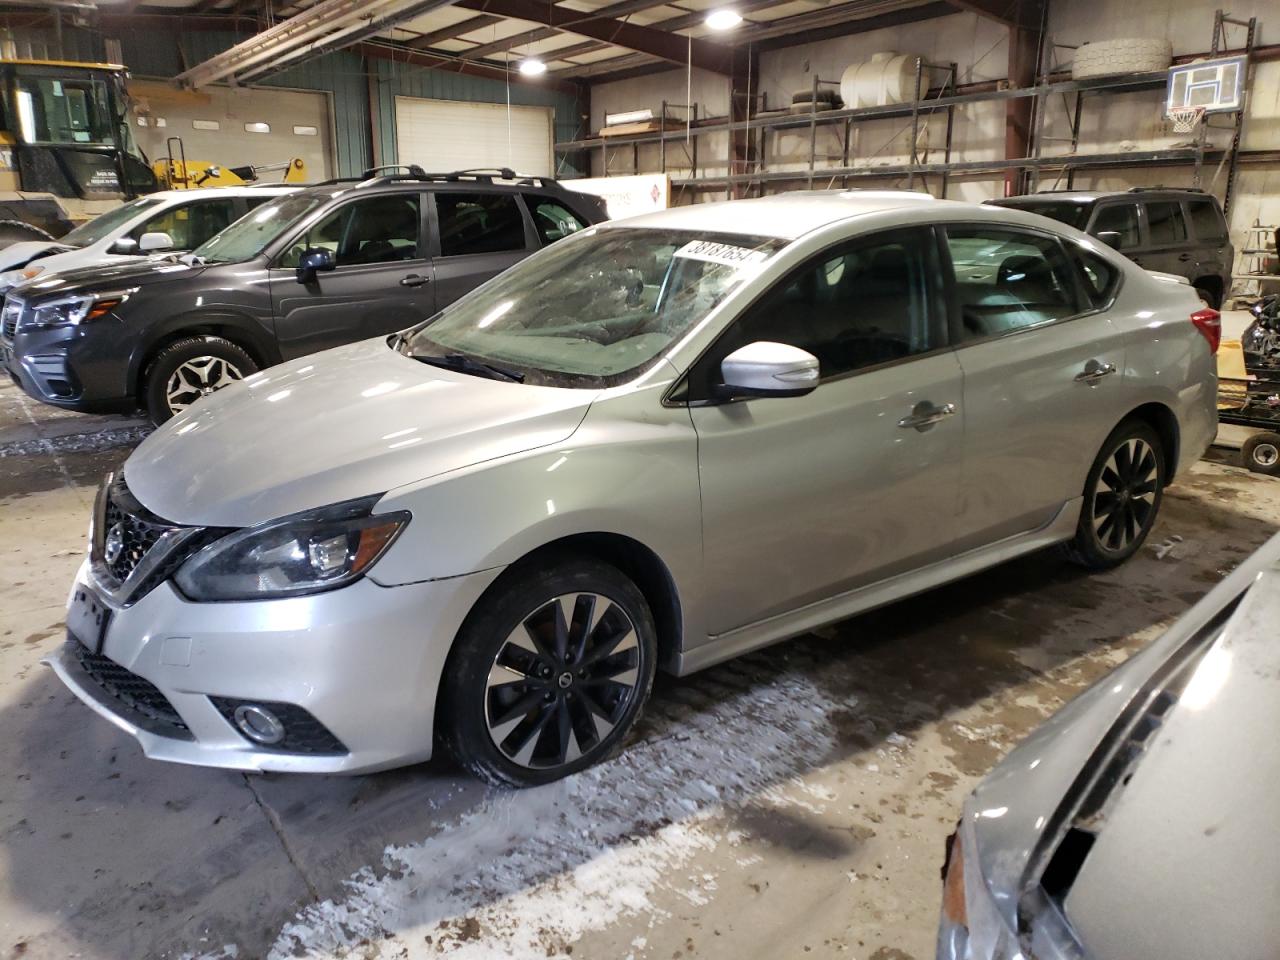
[269,191,433,360]
[428,190,534,310]
[687,226,964,635]
[1184,197,1231,298]
[1140,200,1193,280]
[944,223,1127,548]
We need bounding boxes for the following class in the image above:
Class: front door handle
[1074,359,1117,384]
[1177,253,1194,262]
[898,401,957,432]
[400,274,430,287]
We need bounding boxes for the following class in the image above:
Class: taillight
[1190,307,1221,354]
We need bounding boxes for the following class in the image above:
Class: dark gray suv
[1,167,607,423]
[988,188,1233,308]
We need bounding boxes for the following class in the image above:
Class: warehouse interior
[0,0,1278,958]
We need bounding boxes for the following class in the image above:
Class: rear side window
[1145,201,1188,246]
[1073,249,1120,308]
[436,192,527,256]
[1187,199,1227,242]
[945,226,1084,340]
[1091,204,1140,249]
[526,197,587,245]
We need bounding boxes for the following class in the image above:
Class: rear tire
[1062,419,1166,570]
[0,219,54,250]
[1241,432,1280,476]
[142,336,256,426]
[440,557,657,788]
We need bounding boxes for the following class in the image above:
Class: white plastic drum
[840,52,920,108]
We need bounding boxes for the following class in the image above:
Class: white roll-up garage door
[394,96,553,176]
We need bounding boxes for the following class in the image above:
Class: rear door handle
[400,274,430,287]
[898,401,957,432]
[1075,359,1117,383]
[1177,253,1194,262]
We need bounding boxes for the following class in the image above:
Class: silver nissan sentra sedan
[46,191,1219,786]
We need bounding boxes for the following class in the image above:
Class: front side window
[1187,199,1227,243]
[1007,200,1092,231]
[1091,204,1140,249]
[527,197,587,245]
[195,193,325,264]
[946,226,1084,340]
[436,192,527,257]
[279,194,422,268]
[134,199,236,250]
[1145,201,1188,247]
[405,227,785,387]
[14,75,113,145]
[699,227,940,388]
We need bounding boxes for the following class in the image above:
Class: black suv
[987,188,1233,307]
[0,167,607,423]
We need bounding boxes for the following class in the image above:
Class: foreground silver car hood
[125,339,596,527]
[965,532,1280,945]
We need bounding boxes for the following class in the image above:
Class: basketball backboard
[1166,55,1248,116]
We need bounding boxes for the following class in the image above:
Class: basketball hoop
[1168,105,1206,134]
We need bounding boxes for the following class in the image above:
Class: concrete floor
[1,377,1278,960]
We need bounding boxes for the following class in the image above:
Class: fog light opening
[233,704,286,745]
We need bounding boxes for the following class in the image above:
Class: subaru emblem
[104,523,125,565]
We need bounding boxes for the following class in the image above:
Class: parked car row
[1,166,607,422]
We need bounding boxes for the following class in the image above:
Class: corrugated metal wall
[110,29,583,179]
[117,30,372,177]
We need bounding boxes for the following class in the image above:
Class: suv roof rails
[1126,185,1205,193]
[311,165,572,191]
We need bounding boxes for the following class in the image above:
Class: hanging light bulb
[704,8,742,30]
[519,58,547,76]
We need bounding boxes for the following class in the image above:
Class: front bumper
[45,560,502,774]
[2,316,136,412]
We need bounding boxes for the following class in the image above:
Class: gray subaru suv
[988,188,1233,308]
[1,167,607,423]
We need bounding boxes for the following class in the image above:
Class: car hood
[0,240,71,273]
[965,531,1280,934]
[13,255,204,300]
[124,338,597,527]
[1061,561,1280,956]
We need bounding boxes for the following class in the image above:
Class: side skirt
[673,497,1083,676]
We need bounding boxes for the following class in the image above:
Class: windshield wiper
[412,353,525,383]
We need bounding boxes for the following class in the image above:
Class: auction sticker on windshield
[674,240,769,268]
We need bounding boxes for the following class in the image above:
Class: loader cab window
[14,76,114,145]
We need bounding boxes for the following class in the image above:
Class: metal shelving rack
[555,15,1260,205]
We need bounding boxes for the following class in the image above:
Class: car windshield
[1004,200,1092,231]
[59,197,165,248]
[194,194,325,264]
[405,226,786,387]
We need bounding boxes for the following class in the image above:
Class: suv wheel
[1062,419,1165,570]
[440,558,657,787]
[143,336,257,425]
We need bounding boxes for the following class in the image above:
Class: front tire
[440,558,657,788]
[1062,419,1165,570]
[143,336,257,425]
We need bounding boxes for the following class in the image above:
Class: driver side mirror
[138,231,174,253]
[296,247,336,284]
[1095,230,1123,250]
[717,341,819,399]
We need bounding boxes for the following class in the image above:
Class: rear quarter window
[1187,200,1228,243]
[1073,248,1121,309]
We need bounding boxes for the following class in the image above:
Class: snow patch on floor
[259,669,854,959]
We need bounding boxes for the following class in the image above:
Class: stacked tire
[1071,38,1173,80]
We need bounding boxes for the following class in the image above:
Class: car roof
[993,189,1212,205]
[603,190,959,240]
[148,186,301,201]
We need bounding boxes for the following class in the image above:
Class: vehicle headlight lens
[174,495,409,601]
[27,287,137,329]
[0,265,40,289]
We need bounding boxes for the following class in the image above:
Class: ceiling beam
[453,0,746,74]
[455,0,688,62]
[351,39,579,93]
[405,14,504,48]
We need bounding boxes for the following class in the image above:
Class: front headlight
[0,265,41,289]
[174,495,409,601]
[27,287,137,329]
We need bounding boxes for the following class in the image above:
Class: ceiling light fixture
[518,58,547,77]
[704,8,743,30]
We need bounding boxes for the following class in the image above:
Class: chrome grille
[0,296,20,341]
